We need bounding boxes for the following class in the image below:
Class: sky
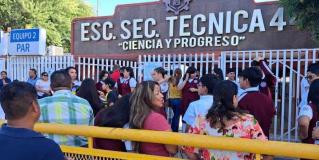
[84,0,157,16]
[85,0,278,16]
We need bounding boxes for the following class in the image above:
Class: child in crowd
[116,67,137,97]
[238,67,275,138]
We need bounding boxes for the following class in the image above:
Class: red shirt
[180,79,200,115]
[111,70,121,82]
[140,111,170,157]
[117,78,132,96]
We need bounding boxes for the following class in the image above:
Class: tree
[0,0,93,52]
[280,0,319,42]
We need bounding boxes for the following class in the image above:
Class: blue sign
[9,28,46,55]
[10,29,40,43]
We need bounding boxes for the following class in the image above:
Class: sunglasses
[42,75,48,77]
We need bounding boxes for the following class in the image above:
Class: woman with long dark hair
[178,66,200,131]
[168,68,183,132]
[77,79,104,116]
[183,80,268,160]
[129,81,177,157]
[94,94,131,151]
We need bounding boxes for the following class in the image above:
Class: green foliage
[280,0,319,42]
[0,0,93,52]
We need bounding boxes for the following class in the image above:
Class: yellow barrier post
[88,137,93,149]
[256,154,261,160]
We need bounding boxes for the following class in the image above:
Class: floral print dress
[183,114,267,160]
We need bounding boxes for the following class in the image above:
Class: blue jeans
[169,98,181,132]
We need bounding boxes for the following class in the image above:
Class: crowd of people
[0,56,318,160]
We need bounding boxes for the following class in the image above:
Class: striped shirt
[38,90,94,146]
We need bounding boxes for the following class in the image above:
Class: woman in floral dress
[183,80,271,160]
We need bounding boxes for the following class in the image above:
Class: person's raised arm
[178,73,189,90]
[258,57,277,88]
[158,75,170,84]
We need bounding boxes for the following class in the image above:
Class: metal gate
[5,49,319,143]
[220,48,319,142]
[7,55,74,81]
[137,52,220,81]
[76,56,138,81]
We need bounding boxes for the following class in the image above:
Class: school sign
[71,0,318,56]
[9,28,46,56]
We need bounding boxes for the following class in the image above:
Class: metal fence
[5,55,137,82]
[76,56,138,81]
[7,55,74,81]
[3,48,319,143]
[137,52,220,82]
[220,48,319,142]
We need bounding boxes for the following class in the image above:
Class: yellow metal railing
[32,122,319,160]
[1,120,319,159]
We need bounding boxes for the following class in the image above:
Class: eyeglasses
[42,75,48,77]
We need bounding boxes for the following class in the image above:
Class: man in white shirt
[183,74,220,130]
